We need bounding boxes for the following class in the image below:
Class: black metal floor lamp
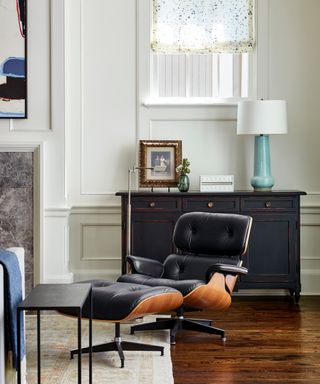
[126,166,153,259]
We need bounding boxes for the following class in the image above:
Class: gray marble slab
[0,152,33,294]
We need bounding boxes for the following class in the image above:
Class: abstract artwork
[0,0,27,118]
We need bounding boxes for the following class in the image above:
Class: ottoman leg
[131,318,176,334]
[121,341,164,356]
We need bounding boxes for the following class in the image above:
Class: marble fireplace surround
[0,144,42,294]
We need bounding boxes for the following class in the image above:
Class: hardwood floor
[171,296,320,384]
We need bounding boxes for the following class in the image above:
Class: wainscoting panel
[300,204,320,294]
[69,206,122,282]
[81,223,121,261]
[44,208,73,284]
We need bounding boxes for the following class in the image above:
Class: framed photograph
[139,140,182,188]
[0,0,27,118]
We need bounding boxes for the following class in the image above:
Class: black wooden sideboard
[116,190,306,301]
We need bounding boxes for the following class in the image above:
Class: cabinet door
[131,212,179,263]
[240,214,298,288]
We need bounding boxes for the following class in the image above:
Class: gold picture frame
[139,140,182,188]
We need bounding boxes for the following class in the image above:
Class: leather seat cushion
[117,274,205,297]
[60,280,181,321]
[163,254,241,280]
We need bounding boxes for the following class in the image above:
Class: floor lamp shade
[237,100,287,191]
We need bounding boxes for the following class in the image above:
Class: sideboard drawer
[241,197,296,211]
[131,198,181,211]
[183,197,239,212]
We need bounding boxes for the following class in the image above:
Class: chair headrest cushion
[173,212,252,256]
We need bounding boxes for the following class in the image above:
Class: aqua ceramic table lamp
[237,100,287,191]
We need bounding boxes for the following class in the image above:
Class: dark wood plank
[171,296,320,384]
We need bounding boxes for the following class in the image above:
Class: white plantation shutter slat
[241,53,249,97]
[233,54,242,98]
[218,54,233,98]
[153,52,249,98]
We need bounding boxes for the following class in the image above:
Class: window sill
[142,97,241,107]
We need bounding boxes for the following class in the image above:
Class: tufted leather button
[226,226,233,236]
[149,202,156,208]
[265,201,272,208]
[207,201,214,208]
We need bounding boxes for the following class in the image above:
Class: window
[150,0,255,100]
[152,52,249,98]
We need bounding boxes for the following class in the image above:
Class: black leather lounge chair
[118,212,252,344]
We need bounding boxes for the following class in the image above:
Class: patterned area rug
[25,314,173,384]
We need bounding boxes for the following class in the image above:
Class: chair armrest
[126,255,164,278]
[206,263,248,282]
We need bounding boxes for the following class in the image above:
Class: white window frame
[138,0,270,107]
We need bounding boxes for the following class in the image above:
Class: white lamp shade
[237,100,288,135]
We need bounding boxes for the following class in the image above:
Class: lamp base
[251,174,274,191]
[253,187,272,192]
[251,135,274,191]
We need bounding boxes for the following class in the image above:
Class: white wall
[0,0,319,293]
[67,0,320,293]
[66,0,136,280]
[0,0,71,284]
[267,0,320,293]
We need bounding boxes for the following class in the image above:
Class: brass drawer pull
[207,202,214,208]
[265,201,272,208]
[149,202,156,208]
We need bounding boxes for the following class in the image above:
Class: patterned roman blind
[152,0,255,54]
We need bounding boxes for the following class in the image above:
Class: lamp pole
[126,166,154,260]
[127,166,135,257]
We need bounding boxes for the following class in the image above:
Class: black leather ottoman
[60,280,183,367]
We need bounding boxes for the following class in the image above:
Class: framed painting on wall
[139,140,182,188]
[0,0,27,118]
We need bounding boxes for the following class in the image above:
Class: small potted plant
[176,158,190,192]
